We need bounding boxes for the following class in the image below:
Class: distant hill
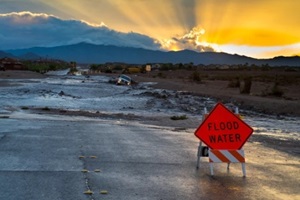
[18,52,42,60]
[0,50,16,59]
[262,56,300,66]
[5,42,300,66]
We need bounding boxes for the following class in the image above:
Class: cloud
[0,11,217,53]
[161,26,217,52]
[0,11,162,50]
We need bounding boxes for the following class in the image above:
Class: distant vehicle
[117,74,132,85]
[108,74,137,86]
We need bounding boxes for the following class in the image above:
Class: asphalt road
[0,115,299,200]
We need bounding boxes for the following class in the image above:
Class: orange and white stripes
[209,149,245,163]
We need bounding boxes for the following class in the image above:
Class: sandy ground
[131,72,300,117]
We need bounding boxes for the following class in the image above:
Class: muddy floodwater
[0,72,299,154]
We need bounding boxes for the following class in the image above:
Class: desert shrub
[89,64,100,71]
[228,77,240,88]
[104,69,112,73]
[69,68,78,74]
[113,65,123,71]
[25,62,69,73]
[157,72,166,78]
[190,71,201,82]
[48,64,57,71]
[160,63,173,71]
[170,115,188,120]
[27,63,49,73]
[270,82,284,97]
[240,76,252,94]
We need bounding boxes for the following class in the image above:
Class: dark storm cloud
[0,12,162,50]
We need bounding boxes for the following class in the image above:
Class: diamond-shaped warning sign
[194,103,253,150]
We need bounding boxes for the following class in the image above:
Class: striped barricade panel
[209,149,245,163]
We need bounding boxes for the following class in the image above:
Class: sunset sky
[0,0,299,58]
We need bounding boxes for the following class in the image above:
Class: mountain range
[2,42,300,66]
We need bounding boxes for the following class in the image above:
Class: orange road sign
[194,103,253,150]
